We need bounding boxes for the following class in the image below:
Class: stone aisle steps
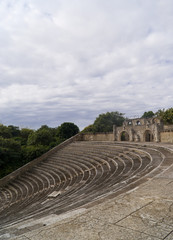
[0,144,147,219]
[0,141,172,236]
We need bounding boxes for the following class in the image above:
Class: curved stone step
[0,141,173,232]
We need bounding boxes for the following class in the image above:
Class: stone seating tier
[0,141,172,237]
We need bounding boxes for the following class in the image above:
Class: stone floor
[2,143,173,240]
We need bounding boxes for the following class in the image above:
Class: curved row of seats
[0,141,172,231]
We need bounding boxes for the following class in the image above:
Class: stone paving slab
[132,199,173,225]
[165,232,173,240]
[116,214,172,239]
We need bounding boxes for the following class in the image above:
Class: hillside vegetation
[0,122,79,178]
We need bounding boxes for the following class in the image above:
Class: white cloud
[0,0,173,129]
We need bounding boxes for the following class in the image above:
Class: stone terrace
[0,141,173,240]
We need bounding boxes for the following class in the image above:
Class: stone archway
[144,130,154,142]
[120,131,129,141]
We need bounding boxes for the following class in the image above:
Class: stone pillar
[154,123,160,142]
[129,129,134,142]
[113,125,117,141]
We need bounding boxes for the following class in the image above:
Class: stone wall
[161,131,173,143]
[160,124,173,143]
[81,133,114,141]
[163,124,173,130]
[160,125,173,143]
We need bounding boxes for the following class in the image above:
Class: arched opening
[144,130,154,142]
[136,120,141,125]
[121,131,129,141]
[128,121,132,125]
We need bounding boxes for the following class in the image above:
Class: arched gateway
[114,117,162,143]
[120,131,129,141]
[144,130,154,142]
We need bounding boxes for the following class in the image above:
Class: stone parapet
[81,132,114,141]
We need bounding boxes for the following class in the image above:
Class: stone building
[82,117,173,143]
[113,117,164,142]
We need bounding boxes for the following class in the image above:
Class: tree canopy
[0,122,79,179]
[82,111,125,133]
[57,122,79,140]
[141,111,155,118]
[156,108,173,124]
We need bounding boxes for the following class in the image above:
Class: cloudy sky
[0,0,173,130]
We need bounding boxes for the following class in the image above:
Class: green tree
[27,129,53,146]
[57,122,79,141]
[93,111,125,132]
[36,129,53,146]
[0,137,22,178]
[8,125,20,137]
[0,122,79,179]
[161,108,173,124]
[82,124,94,133]
[0,124,12,138]
[20,128,34,145]
[155,109,165,119]
[38,125,57,138]
[21,145,49,163]
[141,111,155,118]
[0,137,21,160]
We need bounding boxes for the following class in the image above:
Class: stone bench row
[0,141,166,227]
[0,143,152,208]
[0,143,151,207]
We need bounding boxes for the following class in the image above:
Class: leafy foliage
[21,145,49,164]
[94,111,125,132]
[0,136,22,177]
[0,122,79,179]
[27,129,53,146]
[82,124,94,133]
[155,109,165,119]
[0,124,12,138]
[20,128,34,145]
[156,108,173,124]
[86,111,125,133]
[57,122,79,141]
[141,111,155,118]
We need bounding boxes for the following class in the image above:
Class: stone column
[113,125,117,141]
[129,129,134,142]
[154,123,160,142]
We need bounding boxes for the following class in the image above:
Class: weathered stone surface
[114,117,173,143]
[164,232,173,240]
[1,142,173,240]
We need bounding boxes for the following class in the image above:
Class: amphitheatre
[0,117,173,240]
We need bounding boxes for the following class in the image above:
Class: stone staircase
[0,140,173,239]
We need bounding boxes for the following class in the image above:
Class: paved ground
[1,143,173,240]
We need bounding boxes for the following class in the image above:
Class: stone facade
[113,117,164,142]
[81,118,173,143]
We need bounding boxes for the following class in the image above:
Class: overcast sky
[0,0,173,130]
